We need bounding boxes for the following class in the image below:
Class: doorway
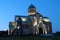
[39,27,43,34]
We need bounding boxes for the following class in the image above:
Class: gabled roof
[36,12,43,17]
[15,15,31,22]
[15,15,27,17]
[28,4,36,9]
[43,17,49,19]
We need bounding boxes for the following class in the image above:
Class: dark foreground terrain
[0,31,60,40]
[0,35,60,40]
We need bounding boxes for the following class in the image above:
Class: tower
[28,4,36,15]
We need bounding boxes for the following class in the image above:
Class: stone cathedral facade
[8,4,52,35]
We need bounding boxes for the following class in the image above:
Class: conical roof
[28,4,36,9]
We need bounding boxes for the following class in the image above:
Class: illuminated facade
[8,4,52,35]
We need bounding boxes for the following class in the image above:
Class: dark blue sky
[0,0,60,33]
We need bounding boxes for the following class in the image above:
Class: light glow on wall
[33,17,37,26]
[28,13,35,15]
[21,18,27,21]
[17,26,20,29]
[33,21,37,26]
[45,30,47,34]
[43,18,50,22]
[9,22,16,26]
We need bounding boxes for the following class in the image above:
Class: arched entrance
[39,27,43,34]
[12,29,21,36]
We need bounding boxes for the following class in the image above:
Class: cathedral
[8,4,52,35]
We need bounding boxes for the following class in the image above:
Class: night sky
[0,0,60,33]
